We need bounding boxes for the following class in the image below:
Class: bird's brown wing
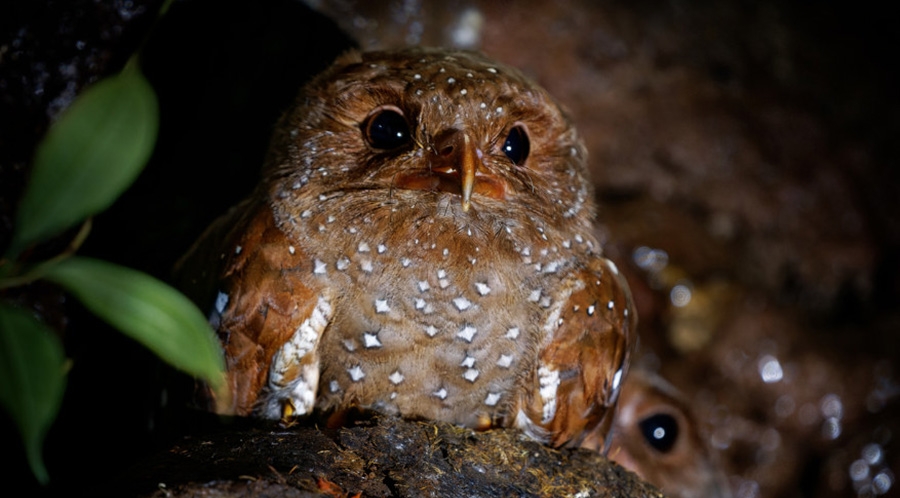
[525,257,636,449]
[174,198,323,417]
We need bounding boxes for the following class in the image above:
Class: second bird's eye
[638,413,679,453]
[363,107,412,150]
[502,125,530,166]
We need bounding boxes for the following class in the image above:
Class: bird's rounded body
[177,48,634,448]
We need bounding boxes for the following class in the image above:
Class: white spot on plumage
[612,368,624,391]
[497,354,513,368]
[214,292,229,314]
[348,365,366,382]
[506,327,520,339]
[433,387,448,400]
[343,339,356,352]
[358,242,370,253]
[288,245,296,255]
[360,259,373,273]
[528,289,542,302]
[462,368,480,382]
[457,324,477,342]
[336,257,350,271]
[401,257,411,267]
[424,325,439,337]
[543,260,561,273]
[329,380,340,393]
[539,296,552,308]
[606,260,619,275]
[235,245,242,254]
[608,300,615,310]
[389,370,405,385]
[364,332,382,348]
[460,355,476,368]
[587,304,596,316]
[375,299,391,313]
[418,280,430,292]
[475,282,491,295]
[485,392,501,406]
[538,366,560,424]
[377,244,387,254]
[453,296,473,311]
[313,259,327,275]
[266,297,333,419]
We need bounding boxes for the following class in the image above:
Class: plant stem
[0,219,92,290]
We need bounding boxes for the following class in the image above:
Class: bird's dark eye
[638,413,679,453]
[502,124,530,166]
[363,107,411,150]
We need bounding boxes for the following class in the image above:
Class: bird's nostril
[440,145,454,156]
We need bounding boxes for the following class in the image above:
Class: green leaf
[8,66,159,256]
[0,302,68,484]
[44,257,224,386]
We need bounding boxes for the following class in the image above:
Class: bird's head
[263,47,594,231]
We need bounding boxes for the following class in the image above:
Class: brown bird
[597,369,732,498]
[176,47,635,448]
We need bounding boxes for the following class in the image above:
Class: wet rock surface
[106,414,661,497]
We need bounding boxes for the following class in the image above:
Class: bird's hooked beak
[394,129,505,211]
[431,130,477,212]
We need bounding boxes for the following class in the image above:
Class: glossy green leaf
[0,303,68,484]
[44,257,224,386]
[8,66,159,256]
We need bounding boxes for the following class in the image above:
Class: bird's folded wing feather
[174,199,319,416]
[530,257,636,448]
